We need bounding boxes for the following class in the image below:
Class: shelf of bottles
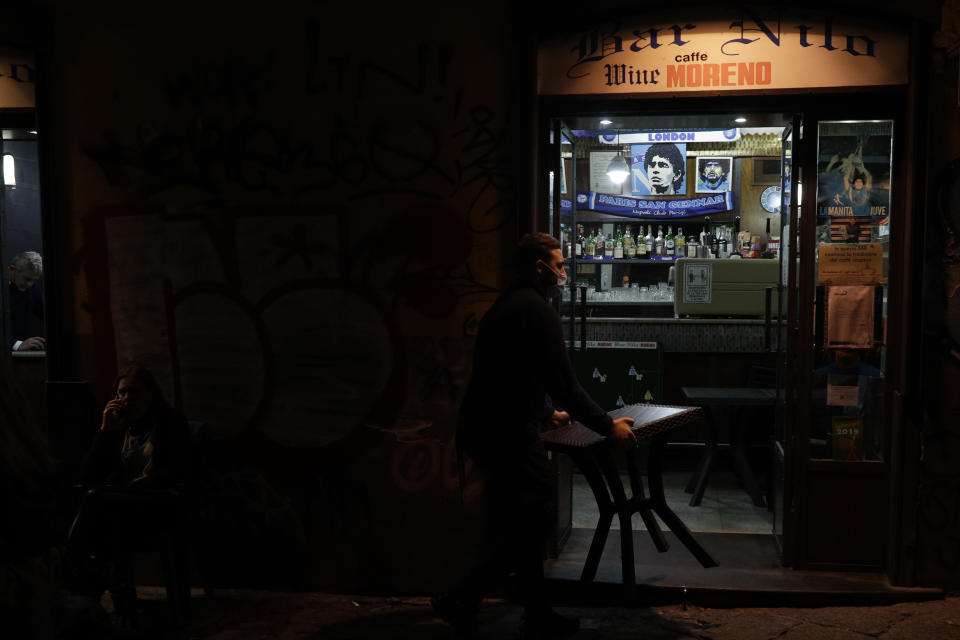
[561,220,740,262]
[558,219,741,312]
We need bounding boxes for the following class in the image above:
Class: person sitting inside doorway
[8,251,45,352]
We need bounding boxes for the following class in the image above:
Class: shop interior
[544,110,892,587]
[554,110,788,526]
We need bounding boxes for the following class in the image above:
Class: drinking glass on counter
[657,282,669,301]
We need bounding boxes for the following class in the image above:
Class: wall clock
[761,185,782,213]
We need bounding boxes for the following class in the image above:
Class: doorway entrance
[543,111,795,582]
[538,100,912,597]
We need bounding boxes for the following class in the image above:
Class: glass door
[774,115,896,570]
[548,119,579,351]
[772,115,801,564]
[545,117,577,555]
[797,119,893,570]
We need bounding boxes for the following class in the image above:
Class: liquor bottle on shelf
[664,225,675,257]
[624,225,635,258]
[614,226,624,259]
[738,229,752,256]
[675,227,685,257]
[644,225,654,255]
[561,223,572,258]
[595,227,605,259]
[586,228,596,259]
[655,225,664,256]
[576,224,585,258]
[637,226,648,257]
[604,226,615,260]
[686,232,699,257]
[718,226,729,258]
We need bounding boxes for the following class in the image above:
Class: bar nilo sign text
[538,9,908,95]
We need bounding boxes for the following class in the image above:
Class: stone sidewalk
[90,588,960,639]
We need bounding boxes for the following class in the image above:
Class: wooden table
[680,387,778,508]
[541,404,718,598]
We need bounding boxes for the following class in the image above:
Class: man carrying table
[433,233,636,639]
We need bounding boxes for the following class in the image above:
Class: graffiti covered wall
[37,0,959,593]
[47,1,523,590]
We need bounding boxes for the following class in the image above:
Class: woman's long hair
[113,365,169,409]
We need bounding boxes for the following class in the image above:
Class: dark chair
[737,365,777,508]
[184,420,215,599]
[66,419,212,627]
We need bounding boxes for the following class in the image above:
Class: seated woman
[70,366,191,624]
[80,366,190,489]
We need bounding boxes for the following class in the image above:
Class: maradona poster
[816,121,893,218]
[631,142,687,196]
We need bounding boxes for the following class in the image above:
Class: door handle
[579,286,587,351]
[764,286,773,351]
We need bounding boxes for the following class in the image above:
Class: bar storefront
[534,7,929,592]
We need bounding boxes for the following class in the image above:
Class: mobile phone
[113,397,126,418]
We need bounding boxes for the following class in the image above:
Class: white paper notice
[590,151,625,195]
[827,385,859,407]
[683,263,712,303]
[826,286,874,348]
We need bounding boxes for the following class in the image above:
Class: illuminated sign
[597,130,741,144]
[538,9,908,95]
[0,56,35,108]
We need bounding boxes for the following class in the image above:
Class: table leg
[688,407,717,506]
[570,451,614,584]
[732,414,765,507]
[648,436,719,569]
[595,448,635,596]
[626,449,668,552]
[684,448,708,494]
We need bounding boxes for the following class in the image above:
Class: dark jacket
[458,276,612,465]
[8,281,44,348]
[80,405,190,488]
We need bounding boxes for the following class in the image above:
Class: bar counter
[563,316,785,353]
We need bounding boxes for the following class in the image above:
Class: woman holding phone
[70,366,191,625]
[81,366,190,488]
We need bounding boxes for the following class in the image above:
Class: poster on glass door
[816,121,893,219]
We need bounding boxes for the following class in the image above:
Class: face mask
[538,260,568,289]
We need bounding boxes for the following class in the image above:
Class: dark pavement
[67,587,960,639]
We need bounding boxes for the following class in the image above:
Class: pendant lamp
[605,130,629,185]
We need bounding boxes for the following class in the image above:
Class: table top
[541,403,702,450]
[11,350,46,358]
[681,386,779,406]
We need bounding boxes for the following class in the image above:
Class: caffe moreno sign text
[538,10,908,95]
